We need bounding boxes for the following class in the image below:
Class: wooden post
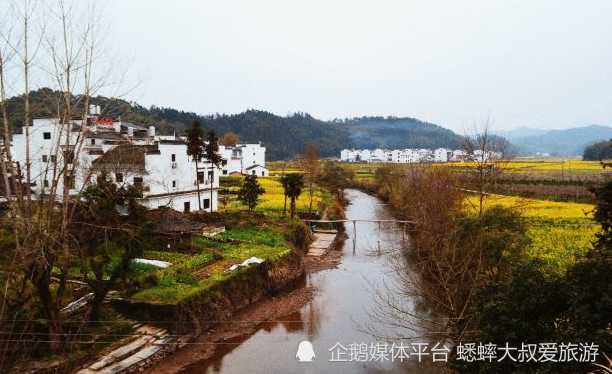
[353,220,357,253]
[378,221,381,253]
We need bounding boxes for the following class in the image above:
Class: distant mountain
[6,88,465,160]
[494,127,549,141]
[340,116,462,150]
[512,125,612,157]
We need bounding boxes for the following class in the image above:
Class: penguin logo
[296,341,315,362]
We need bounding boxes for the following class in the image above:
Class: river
[173,189,442,374]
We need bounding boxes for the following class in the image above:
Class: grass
[128,224,292,304]
[467,194,598,273]
[128,177,330,304]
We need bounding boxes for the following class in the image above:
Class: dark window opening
[262,171,265,176]
[44,180,49,188]
[43,132,51,140]
[252,170,256,175]
[222,170,228,175]
[42,155,48,162]
[50,155,57,163]
[222,160,227,166]
[133,177,143,188]
[203,198,210,210]
[115,173,123,183]
[184,201,190,213]
[171,154,176,162]
[197,171,204,184]
[65,176,75,189]
[172,180,177,188]
[91,138,96,145]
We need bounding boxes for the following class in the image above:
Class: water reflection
[175,190,443,374]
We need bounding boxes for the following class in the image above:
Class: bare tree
[0,0,132,365]
[461,117,509,216]
[364,165,477,347]
[297,143,321,214]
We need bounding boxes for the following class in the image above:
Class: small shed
[150,208,224,248]
[244,164,269,177]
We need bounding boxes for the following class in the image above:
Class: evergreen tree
[205,130,223,212]
[283,173,304,220]
[186,121,205,210]
[237,175,265,211]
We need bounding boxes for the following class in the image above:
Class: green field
[129,221,292,304]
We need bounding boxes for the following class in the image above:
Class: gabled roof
[245,164,267,170]
[91,143,158,169]
[149,207,211,233]
[85,131,125,140]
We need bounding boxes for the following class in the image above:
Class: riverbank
[137,190,438,374]
[72,217,346,374]
[142,237,345,374]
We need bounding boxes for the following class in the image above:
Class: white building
[434,148,453,162]
[340,147,495,163]
[10,115,220,213]
[219,143,269,176]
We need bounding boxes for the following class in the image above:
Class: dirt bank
[143,238,345,374]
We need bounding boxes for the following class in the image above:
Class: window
[208,170,213,180]
[43,180,49,188]
[203,198,210,210]
[222,170,228,175]
[171,154,176,162]
[115,173,123,183]
[50,155,57,163]
[252,170,256,175]
[197,171,204,184]
[43,132,51,140]
[184,201,190,213]
[262,171,265,176]
[172,180,177,188]
[65,176,75,189]
[42,155,48,162]
[222,159,227,166]
[91,138,96,145]
[133,177,143,188]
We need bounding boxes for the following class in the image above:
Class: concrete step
[76,325,173,374]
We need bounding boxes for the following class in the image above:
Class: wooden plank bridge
[304,219,414,256]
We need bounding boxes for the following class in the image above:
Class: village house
[219,143,269,176]
[340,147,500,163]
[10,110,220,213]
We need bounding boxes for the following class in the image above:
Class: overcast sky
[107,0,612,131]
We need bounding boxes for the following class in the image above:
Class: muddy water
[176,189,442,374]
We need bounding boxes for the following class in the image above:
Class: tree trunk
[33,268,62,352]
[195,159,201,210]
[210,169,214,213]
[308,183,314,214]
[88,290,105,322]
[290,197,296,220]
[283,194,287,217]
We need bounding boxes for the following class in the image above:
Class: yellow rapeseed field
[223,176,326,213]
[466,194,598,272]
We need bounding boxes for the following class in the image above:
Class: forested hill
[340,116,462,150]
[6,88,464,160]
